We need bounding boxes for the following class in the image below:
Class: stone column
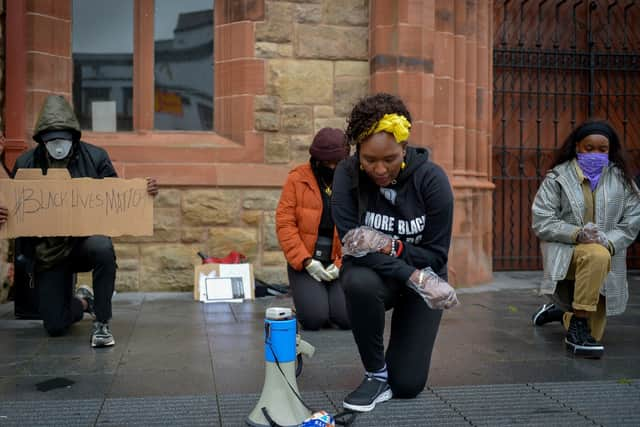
[370,0,494,286]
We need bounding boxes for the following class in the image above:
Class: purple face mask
[576,152,609,191]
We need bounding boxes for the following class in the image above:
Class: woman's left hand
[407,268,459,310]
[325,263,340,281]
[146,177,159,197]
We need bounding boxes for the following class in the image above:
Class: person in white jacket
[531,119,640,358]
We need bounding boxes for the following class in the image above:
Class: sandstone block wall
[257,0,369,166]
[74,188,284,291]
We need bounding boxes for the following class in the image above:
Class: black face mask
[317,165,335,183]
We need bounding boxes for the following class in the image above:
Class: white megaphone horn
[247,307,315,427]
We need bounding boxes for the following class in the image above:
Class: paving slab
[0,399,103,426]
[97,395,218,426]
[431,384,590,426]
[531,380,640,427]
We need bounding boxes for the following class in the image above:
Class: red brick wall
[25,0,72,135]
[370,0,494,285]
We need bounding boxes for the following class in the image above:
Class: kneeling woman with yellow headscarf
[332,93,456,413]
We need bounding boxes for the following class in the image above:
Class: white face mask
[45,139,73,160]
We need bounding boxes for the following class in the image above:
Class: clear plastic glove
[342,226,393,257]
[325,263,340,281]
[305,259,333,282]
[577,222,609,248]
[407,267,459,310]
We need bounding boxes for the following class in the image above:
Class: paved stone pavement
[0,271,639,426]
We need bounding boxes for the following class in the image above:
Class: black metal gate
[492,0,640,270]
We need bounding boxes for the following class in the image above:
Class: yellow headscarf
[358,113,411,144]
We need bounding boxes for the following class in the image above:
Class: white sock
[367,364,388,381]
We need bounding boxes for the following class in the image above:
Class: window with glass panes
[72,0,214,132]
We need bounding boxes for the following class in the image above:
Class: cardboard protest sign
[0,169,153,238]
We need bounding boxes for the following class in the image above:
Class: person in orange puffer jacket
[276,128,351,330]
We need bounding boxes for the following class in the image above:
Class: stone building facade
[0,0,7,294]
[1,0,494,291]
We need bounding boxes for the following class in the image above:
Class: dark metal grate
[492,0,640,270]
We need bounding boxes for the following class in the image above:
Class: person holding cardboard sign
[0,95,158,348]
[276,128,351,331]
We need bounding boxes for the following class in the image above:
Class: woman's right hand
[342,226,392,257]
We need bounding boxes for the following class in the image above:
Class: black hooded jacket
[331,146,454,282]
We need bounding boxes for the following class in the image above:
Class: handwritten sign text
[0,176,153,238]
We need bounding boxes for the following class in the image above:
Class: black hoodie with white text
[331,146,454,282]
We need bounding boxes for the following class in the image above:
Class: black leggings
[287,265,350,331]
[341,262,442,398]
[36,236,116,336]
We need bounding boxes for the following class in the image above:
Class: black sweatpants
[36,236,116,336]
[341,262,443,398]
[287,265,350,331]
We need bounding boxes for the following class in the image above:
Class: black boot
[532,303,564,326]
[565,316,604,358]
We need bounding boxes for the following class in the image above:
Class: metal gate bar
[492,0,640,270]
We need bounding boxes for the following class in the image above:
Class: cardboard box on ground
[0,169,154,238]
[194,263,255,303]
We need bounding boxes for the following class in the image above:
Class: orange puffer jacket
[276,163,342,271]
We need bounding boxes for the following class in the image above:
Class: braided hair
[345,93,412,147]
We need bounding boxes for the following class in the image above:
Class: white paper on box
[219,264,253,299]
[199,270,217,302]
[203,277,244,303]
[205,277,234,300]
[193,262,254,302]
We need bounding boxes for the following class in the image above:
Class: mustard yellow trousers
[561,243,610,341]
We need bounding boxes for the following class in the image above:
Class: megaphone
[247,307,315,427]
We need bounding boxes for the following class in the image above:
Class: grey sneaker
[343,374,393,412]
[91,321,115,348]
[75,285,95,319]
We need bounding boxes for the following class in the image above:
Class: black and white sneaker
[75,285,95,319]
[343,374,393,412]
[565,316,603,358]
[532,303,564,326]
[91,321,115,348]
